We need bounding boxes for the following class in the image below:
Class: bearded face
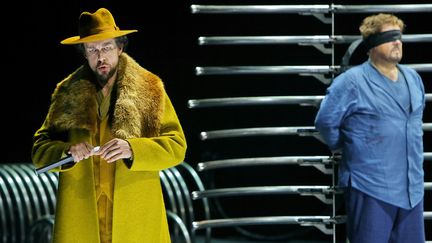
[83,39,122,87]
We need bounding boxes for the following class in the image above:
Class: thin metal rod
[198,34,432,46]
[188,96,324,109]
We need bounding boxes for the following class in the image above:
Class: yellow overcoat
[32,53,187,242]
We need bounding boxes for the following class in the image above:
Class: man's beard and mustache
[94,64,117,87]
[390,46,402,63]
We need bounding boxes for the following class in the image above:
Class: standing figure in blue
[315,13,425,243]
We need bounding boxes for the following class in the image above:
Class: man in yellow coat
[31,8,187,243]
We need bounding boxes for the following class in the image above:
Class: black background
[2,0,431,241]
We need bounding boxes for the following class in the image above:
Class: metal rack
[0,162,207,243]
[189,3,432,242]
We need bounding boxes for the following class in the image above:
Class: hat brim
[60,30,137,45]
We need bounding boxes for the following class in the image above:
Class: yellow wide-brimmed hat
[61,8,137,45]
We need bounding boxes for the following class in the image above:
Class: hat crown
[60,7,136,45]
[79,8,119,38]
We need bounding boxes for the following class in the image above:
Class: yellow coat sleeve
[31,119,74,172]
[126,95,187,171]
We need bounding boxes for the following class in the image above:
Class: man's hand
[68,142,98,162]
[96,138,132,163]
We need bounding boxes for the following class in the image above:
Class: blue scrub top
[315,61,425,209]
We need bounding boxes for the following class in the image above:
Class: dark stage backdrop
[2,1,194,163]
[3,0,431,241]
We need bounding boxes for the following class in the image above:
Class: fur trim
[46,53,165,138]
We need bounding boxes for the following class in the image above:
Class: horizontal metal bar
[198,34,432,46]
[192,216,331,228]
[192,184,431,204]
[406,64,432,72]
[334,34,432,44]
[195,65,338,76]
[191,4,432,14]
[423,123,432,131]
[198,35,333,45]
[192,186,341,199]
[403,34,432,42]
[188,96,324,109]
[424,152,432,160]
[200,126,317,140]
[191,5,330,14]
[189,94,432,109]
[197,156,335,172]
[195,64,432,76]
[196,154,432,173]
[333,4,432,13]
[200,125,432,146]
[193,213,431,231]
[192,215,346,235]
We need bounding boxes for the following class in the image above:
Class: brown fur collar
[46,53,165,138]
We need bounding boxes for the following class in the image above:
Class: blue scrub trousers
[345,187,425,243]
